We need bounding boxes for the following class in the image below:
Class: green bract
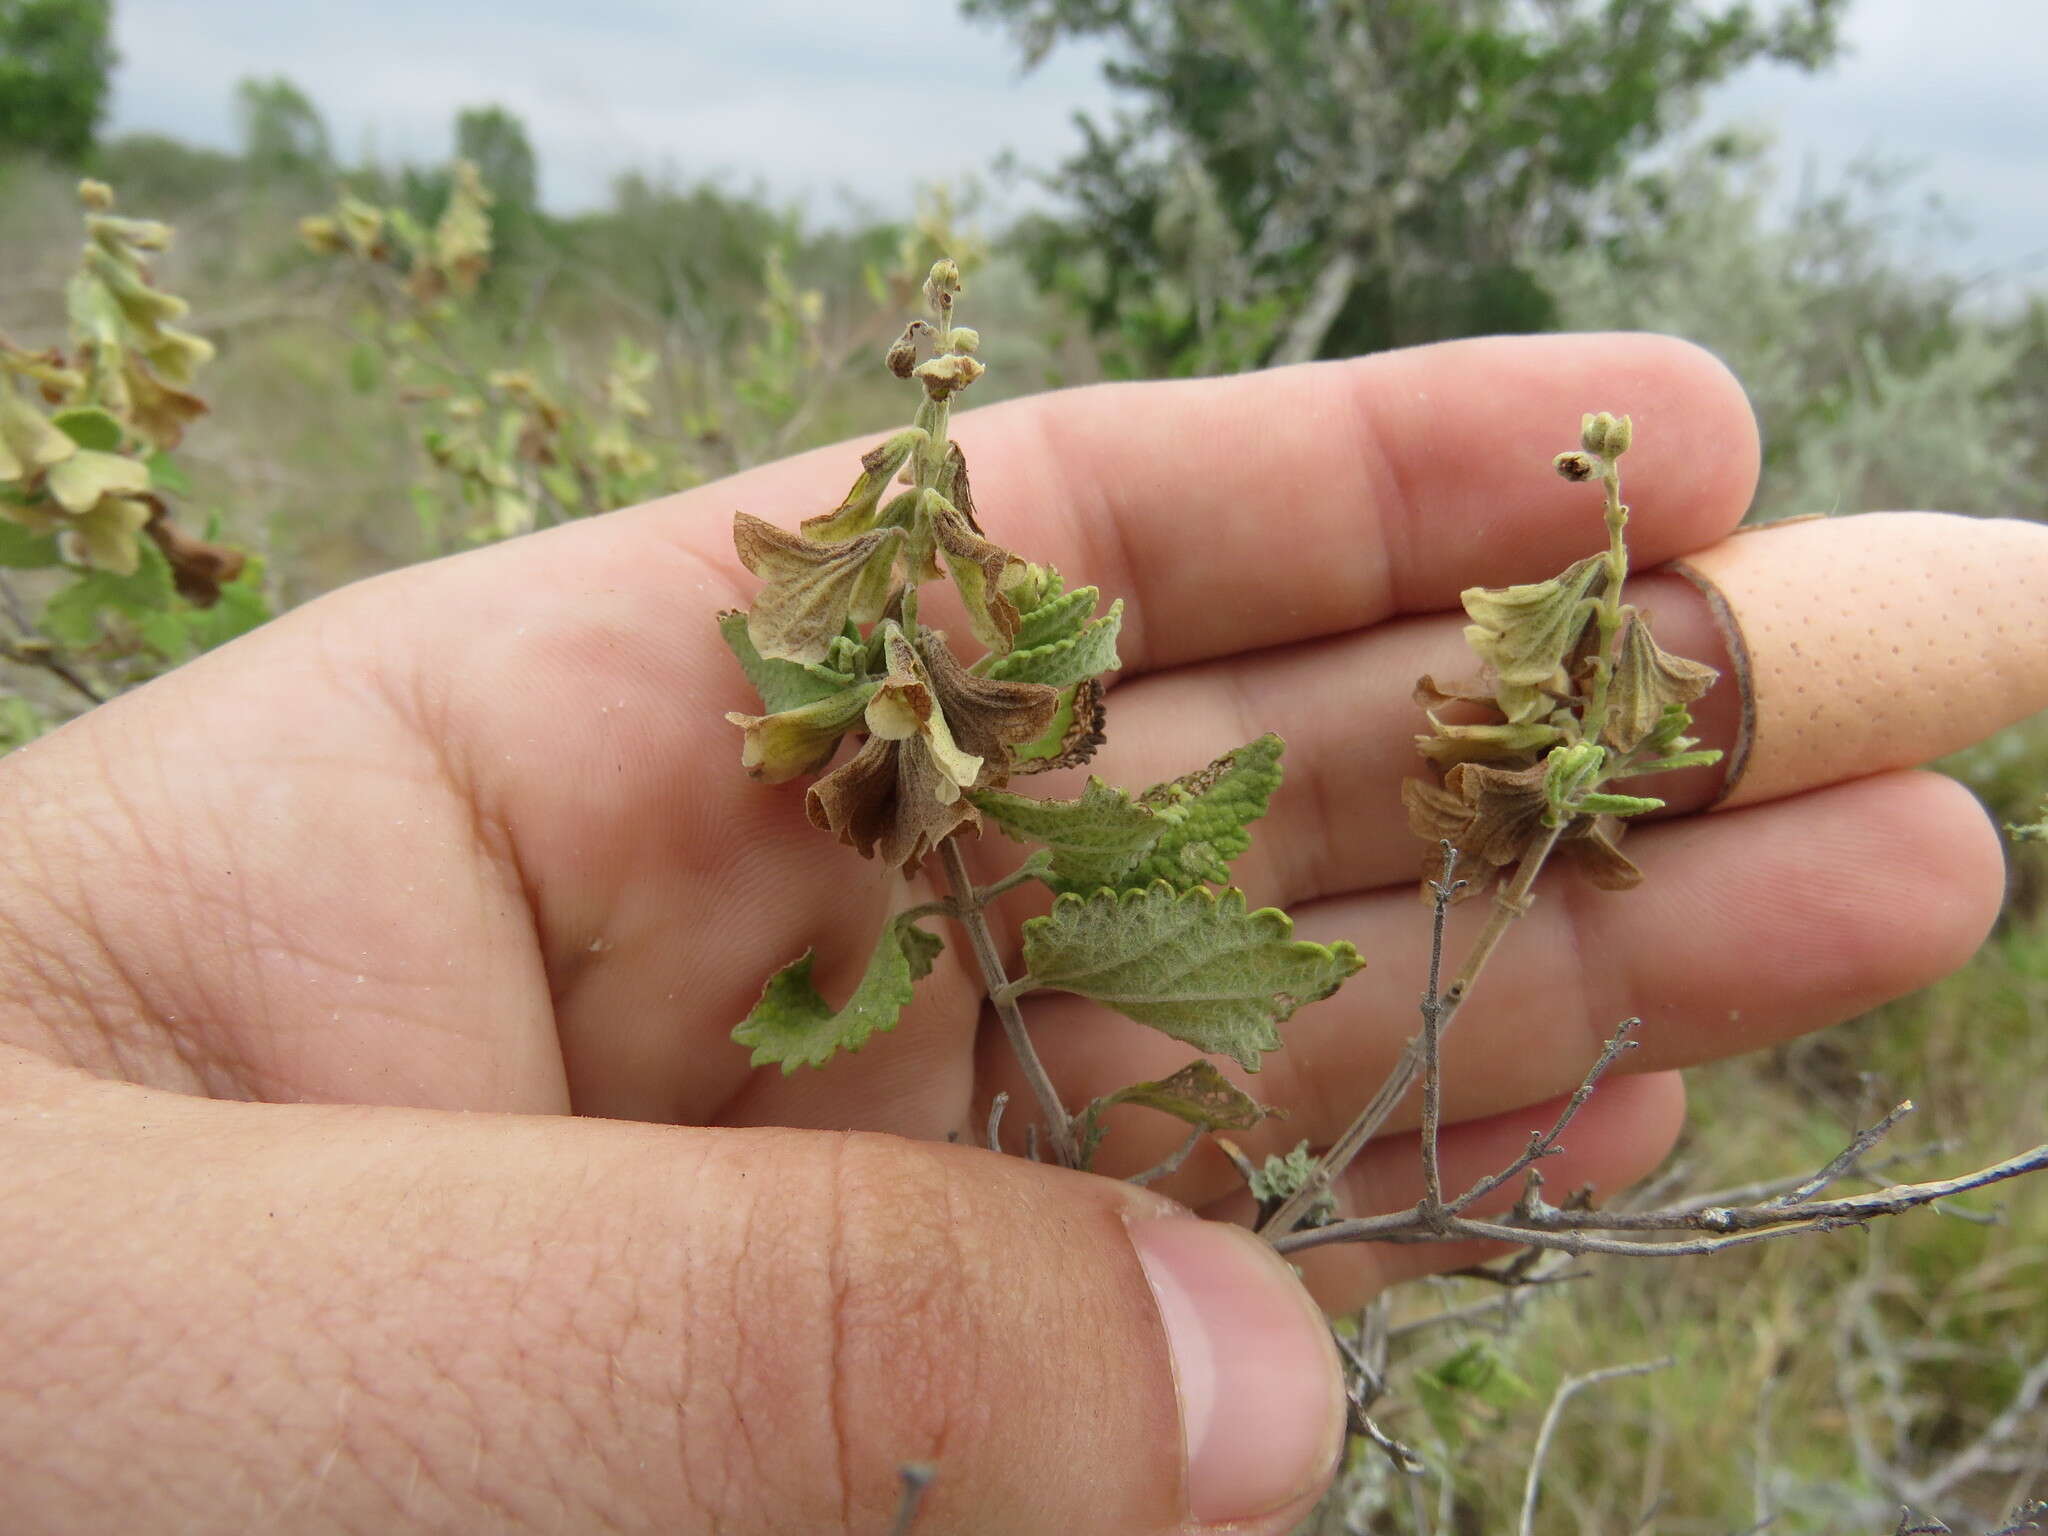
[732,913,945,1073]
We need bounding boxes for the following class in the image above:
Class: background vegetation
[3,0,2044,1528]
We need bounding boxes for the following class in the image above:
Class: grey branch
[1518,1358,1672,1536]
[1275,1145,2048,1260]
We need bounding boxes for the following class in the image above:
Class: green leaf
[144,449,192,497]
[1574,791,1664,817]
[1106,1059,1269,1129]
[732,914,944,1073]
[718,609,861,714]
[1127,734,1285,889]
[1626,749,1721,775]
[1011,581,1096,652]
[1018,883,1362,1070]
[1414,1339,1537,1447]
[1248,1139,1337,1224]
[171,559,272,657]
[42,538,177,647]
[1009,678,1098,770]
[51,408,123,452]
[0,519,62,569]
[1077,1058,1273,1166]
[969,775,1163,893]
[984,598,1122,688]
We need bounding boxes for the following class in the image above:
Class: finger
[0,1053,1345,1535]
[1200,1071,1688,1313]
[987,769,2002,1207]
[618,331,1759,676]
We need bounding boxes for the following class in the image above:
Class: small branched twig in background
[1518,1357,1672,1536]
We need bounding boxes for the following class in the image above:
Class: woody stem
[940,835,1080,1169]
[1257,822,1566,1239]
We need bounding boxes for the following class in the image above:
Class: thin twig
[1518,1358,1671,1536]
[1260,823,1566,1239]
[0,641,104,708]
[1126,1125,1204,1188]
[985,1092,1008,1154]
[1417,841,1464,1226]
[973,856,1046,906]
[1450,1018,1639,1215]
[939,836,1078,1168]
[1770,1101,1916,1206]
[1273,1144,2048,1259]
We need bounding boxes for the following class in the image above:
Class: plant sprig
[721,259,1360,1170]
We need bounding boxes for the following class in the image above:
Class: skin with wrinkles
[0,332,2038,1534]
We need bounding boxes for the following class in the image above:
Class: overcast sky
[106,0,2048,298]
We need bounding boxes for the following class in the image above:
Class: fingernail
[1128,1215,1345,1525]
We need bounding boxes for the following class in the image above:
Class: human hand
[1,334,2040,1534]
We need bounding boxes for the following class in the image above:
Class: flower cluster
[720,260,1122,873]
[1403,413,1722,891]
[0,180,215,574]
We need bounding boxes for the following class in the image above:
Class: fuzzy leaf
[1012,582,1098,653]
[1008,678,1107,775]
[803,428,925,542]
[970,776,1164,893]
[42,537,177,646]
[734,513,901,665]
[929,494,1021,652]
[1097,1060,1270,1130]
[1603,611,1719,753]
[718,609,860,714]
[1127,734,1284,889]
[51,408,123,452]
[1573,791,1664,817]
[984,599,1122,688]
[1461,553,1605,687]
[1077,1059,1272,1165]
[1236,1146,1335,1228]
[732,914,944,1073]
[0,518,62,569]
[1019,883,1362,1070]
[144,449,192,496]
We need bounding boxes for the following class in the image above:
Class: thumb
[2,1059,1345,1535]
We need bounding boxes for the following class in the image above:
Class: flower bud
[1553,450,1599,483]
[1579,411,1631,459]
[944,327,980,356]
[1542,740,1607,823]
[923,258,962,315]
[77,179,115,211]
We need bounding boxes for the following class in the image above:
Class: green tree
[234,74,330,183]
[454,104,539,259]
[966,0,1845,375]
[0,0,115,162]
[454,105,536,212]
